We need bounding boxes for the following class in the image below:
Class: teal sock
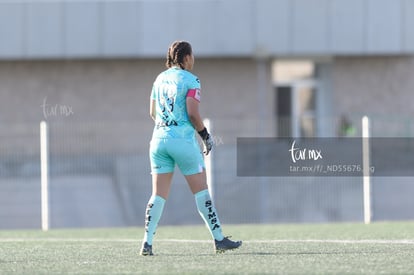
[143,195,166,245]
[195,189,224,241]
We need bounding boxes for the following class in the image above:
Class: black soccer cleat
[214,236,242,254]
[140,242,154,256]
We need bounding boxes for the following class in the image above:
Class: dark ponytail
[166,41,192,69]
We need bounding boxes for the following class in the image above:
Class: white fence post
[362,116,372,224]
[203,118,215,202]
[40,121,50,231]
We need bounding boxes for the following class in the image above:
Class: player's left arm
[186,96,204,131]
[186,86,213,155]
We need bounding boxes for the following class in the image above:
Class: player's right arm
[150,82,158,122]
[150,98,156,122]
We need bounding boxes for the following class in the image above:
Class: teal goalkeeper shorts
[149,138,205,175]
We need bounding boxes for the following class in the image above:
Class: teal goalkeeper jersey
[150,67,201,139]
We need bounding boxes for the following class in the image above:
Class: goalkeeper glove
[198,127,213,155]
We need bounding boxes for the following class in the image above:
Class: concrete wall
[332,55,414,136]
[8,56,387,154]
[2,56,414,229]
[0,57,275,229]
[0,58,274,152]
[333,56,414,117]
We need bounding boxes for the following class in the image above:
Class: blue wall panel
[331,0,365,54]
[0,0,412,59]
[291,0,330,54]
[0,3,25,58]
[64,2,101,57]
[26,2,64,57]
[102,1,140,57]
[256,0,290,55]
[403,0,414,52]
[366,0,402,53]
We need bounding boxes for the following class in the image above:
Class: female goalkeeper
[140,41,242,256]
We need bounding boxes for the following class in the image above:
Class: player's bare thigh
[185,169,208,195]
[152,172,173,199]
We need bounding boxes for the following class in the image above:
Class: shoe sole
[140,251,153,256]
[140,248,154,256]
[215,247,240,254]
[215,242,242,254]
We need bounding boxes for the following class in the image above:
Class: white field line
[0,238,414,245]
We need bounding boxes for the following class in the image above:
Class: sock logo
[145,203,154,232]
[205,200,220,231]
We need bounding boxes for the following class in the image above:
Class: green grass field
[1,222,414,274]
